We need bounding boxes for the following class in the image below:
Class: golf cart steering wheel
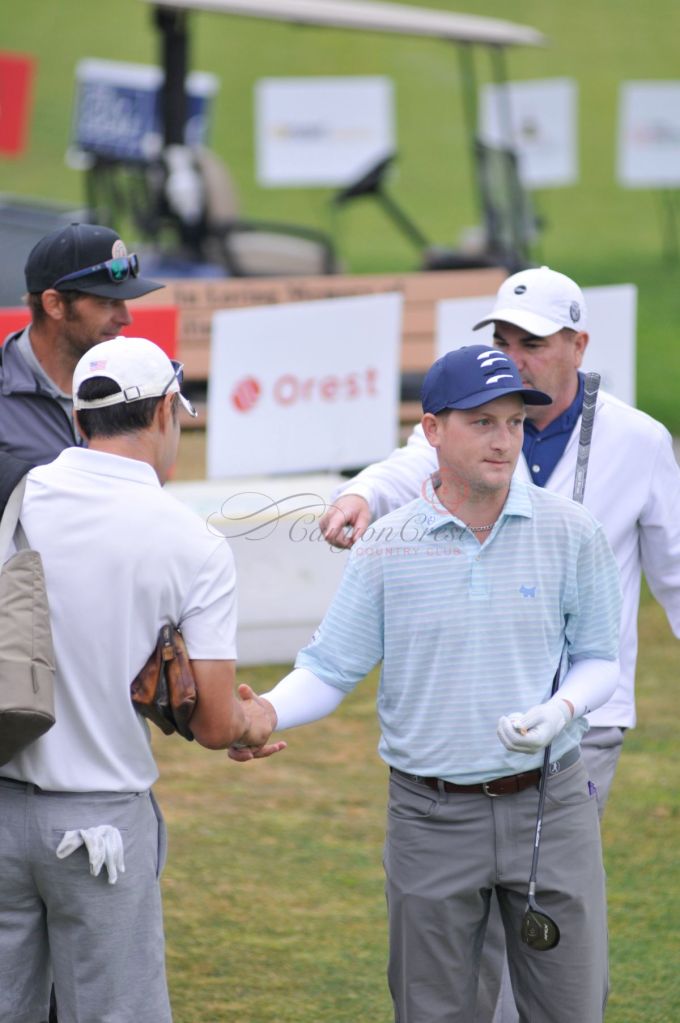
[334,152,397,204]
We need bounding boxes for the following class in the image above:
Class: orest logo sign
[231,377,261,412]
[230,369,379,413]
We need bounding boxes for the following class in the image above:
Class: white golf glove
[497,696,573,754]
[56,825,125,885]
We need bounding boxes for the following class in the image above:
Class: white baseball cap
[473,265,588,337]
[73,336,197,417]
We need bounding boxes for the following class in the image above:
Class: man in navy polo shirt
[321,267,680,818]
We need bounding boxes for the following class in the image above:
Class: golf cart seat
[188,146,339,276]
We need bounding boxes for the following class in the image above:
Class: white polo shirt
[2,448,237,792]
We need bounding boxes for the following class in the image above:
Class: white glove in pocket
[56,825,125,884]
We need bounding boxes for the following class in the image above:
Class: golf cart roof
[140,0,546,49]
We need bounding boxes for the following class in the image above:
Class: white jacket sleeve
[638,427,680,638]
[330,424,438,521]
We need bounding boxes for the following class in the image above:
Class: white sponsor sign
[255,76,395,186]
[168,474,348,665]
[435,285,637,406]
[207,293,402,477]
[617,81,680,187]
[480,78,578,188]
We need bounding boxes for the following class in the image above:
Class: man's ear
[422,412,440,449]
[40,290,69,322]
[573,330,589,367]
[156,393,176,433]
[73,409,88,442]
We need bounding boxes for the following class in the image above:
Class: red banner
[0,306,178,359]
[0,52,35,156]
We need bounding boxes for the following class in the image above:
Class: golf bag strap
[0,450,34,510]
[0,475,29,563]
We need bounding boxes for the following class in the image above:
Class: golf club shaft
[527,680,559,886]
[557,373,601,705]
[527,371,602,889]
[547,371,601,707]
[573,372,601,506]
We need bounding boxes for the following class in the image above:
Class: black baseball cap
[421,345,552,414]
[24,223,164,300]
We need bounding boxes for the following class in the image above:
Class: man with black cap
[230,345,622,1023]
[0,222,164,465]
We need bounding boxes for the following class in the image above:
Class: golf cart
[80,0,546,276]
[332,144,539,273]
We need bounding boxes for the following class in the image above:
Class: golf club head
[521,906,560,951]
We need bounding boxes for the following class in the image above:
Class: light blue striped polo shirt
[297,478,622,784]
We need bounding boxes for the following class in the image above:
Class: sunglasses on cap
[162,360,185,393]
[53,253,140,289]
[162,360,197,418]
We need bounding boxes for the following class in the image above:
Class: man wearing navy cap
[322,266,680,821]
[231,345,622,1022]
[0,222,164,465]
[319,266,680,1020]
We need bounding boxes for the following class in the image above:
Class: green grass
[155,664,392,1022]
[3,8,678,1016]
[149,585,680,1022]
[602,589,680,1022]
[3,1,680,428]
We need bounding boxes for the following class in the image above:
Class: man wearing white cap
[0,337,280,1023]
[320,266,680,1020]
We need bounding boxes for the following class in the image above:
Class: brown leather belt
[390,745,580,798]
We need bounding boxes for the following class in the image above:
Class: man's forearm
[331,424,436,521]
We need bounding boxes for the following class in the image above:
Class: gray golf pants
[480,726,626,1023]
[0,779,172,1023]
[384,757,607,1023]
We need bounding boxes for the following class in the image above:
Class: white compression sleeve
[556,658,620,719]
[261,667,346,731]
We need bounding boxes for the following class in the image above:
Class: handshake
[231,685,286,761]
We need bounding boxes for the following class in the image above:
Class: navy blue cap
[25,223,163,299]
[421,345,552,414]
